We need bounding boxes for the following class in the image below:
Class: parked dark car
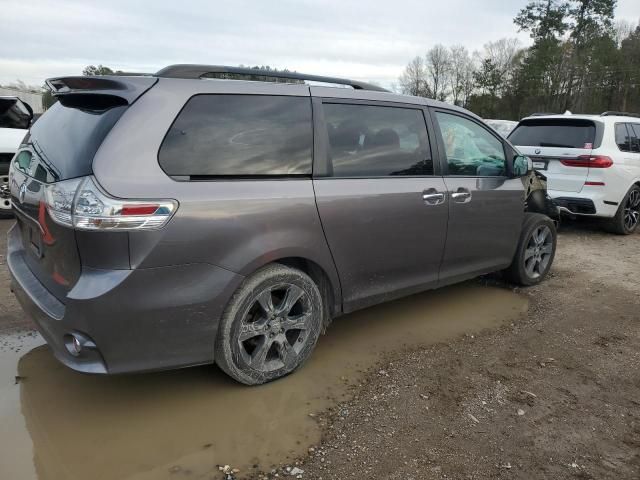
[7,65,557,384]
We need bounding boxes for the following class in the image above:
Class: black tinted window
[159,95,312,176]
[323,103,432,177]
[509,119,596,149]
[624,123,640,153]
[27,102,126,182]
[615,123,632,152]
[0,98,31,129]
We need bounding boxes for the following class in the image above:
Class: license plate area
[530,157,548,170]
[16,214,43,258]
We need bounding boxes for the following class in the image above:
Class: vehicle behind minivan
[509,113,640,234]
[7,66,557,384]
[0,96,33,217]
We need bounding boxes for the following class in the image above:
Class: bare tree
[398,56,429,97]
[448,45,475,106]
[425,44,451,101]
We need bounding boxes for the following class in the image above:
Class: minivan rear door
[508,118,599,193]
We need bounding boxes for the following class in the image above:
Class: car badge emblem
[534,148,541,155]
[19,182,27,204]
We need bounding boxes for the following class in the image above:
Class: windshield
[0,98,32,129]
[509,119,596,149]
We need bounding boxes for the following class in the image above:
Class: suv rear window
[509,119,596,149]
[159,95,312,177]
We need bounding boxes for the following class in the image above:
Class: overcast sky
[1,0,638,88]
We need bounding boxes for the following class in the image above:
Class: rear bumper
[7,223,244,374]
[548,188,618,218]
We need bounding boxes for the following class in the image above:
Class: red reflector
[562,155,613,168]
[584,181,605,186]
[121,205,159,216]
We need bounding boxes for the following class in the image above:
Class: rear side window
[617,123,640,153]
[631,124,640,152]
[159,95,312,177]
[509,119,596,149]
[323,103,432,177]
[615,124,632,151]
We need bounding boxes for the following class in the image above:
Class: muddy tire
[215,263,324,385]
[504,213,557,286]
[606,185,640,235]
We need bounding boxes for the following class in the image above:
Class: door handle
[451,188,472,203]
[422,189,446,205]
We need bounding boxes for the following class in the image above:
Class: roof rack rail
[529,112,560,116]
[601,111,640,118]
[155,64,390,92]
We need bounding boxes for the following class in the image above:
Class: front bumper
[7,224,244,374]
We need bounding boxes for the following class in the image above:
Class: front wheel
[504,213,557,286]
[215,263,324,385]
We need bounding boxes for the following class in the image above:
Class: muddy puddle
[0,282,527,480]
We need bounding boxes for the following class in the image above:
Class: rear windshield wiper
[539,142,576,148]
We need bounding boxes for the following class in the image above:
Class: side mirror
[511,154,531,177]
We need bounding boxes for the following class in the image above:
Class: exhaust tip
[63,332,96,357]
[64,334,82,356]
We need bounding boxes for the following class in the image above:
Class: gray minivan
[7,65,557,384]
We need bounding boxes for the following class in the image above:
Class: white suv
[509,112,640,234]
[0,96,32,217]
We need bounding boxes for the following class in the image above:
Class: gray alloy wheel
[608,185,640,235]
[504,213,557,286]
[215,263,324,385]
[523,225,554,279]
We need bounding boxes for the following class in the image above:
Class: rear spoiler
[45,76,158,107]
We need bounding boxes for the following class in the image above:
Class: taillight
[45,176,177,230]
[561,155,613,168]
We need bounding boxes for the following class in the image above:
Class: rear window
[25,101,126,182]
[158,95,313,177]
[0,98,31,129]
[509,119,596,149]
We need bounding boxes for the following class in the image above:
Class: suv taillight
[45,176,177,230]
[560,155,613,168]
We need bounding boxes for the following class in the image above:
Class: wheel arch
[274,256,341,326]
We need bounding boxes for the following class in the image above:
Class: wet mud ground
[0,218,639,479]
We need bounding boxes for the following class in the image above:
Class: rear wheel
[215,263,324,385]
[607,185,640,235]
[504,213,557,286]
[0,174,12,218]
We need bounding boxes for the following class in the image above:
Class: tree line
[398,0,640,120]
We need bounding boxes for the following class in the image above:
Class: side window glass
[159,95,312,177]
[323,103,433,177]
[435,112,506,176]
[615,124,631,152]
[628,124,640,153]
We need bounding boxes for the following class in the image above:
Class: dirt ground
[0,217,639,479]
